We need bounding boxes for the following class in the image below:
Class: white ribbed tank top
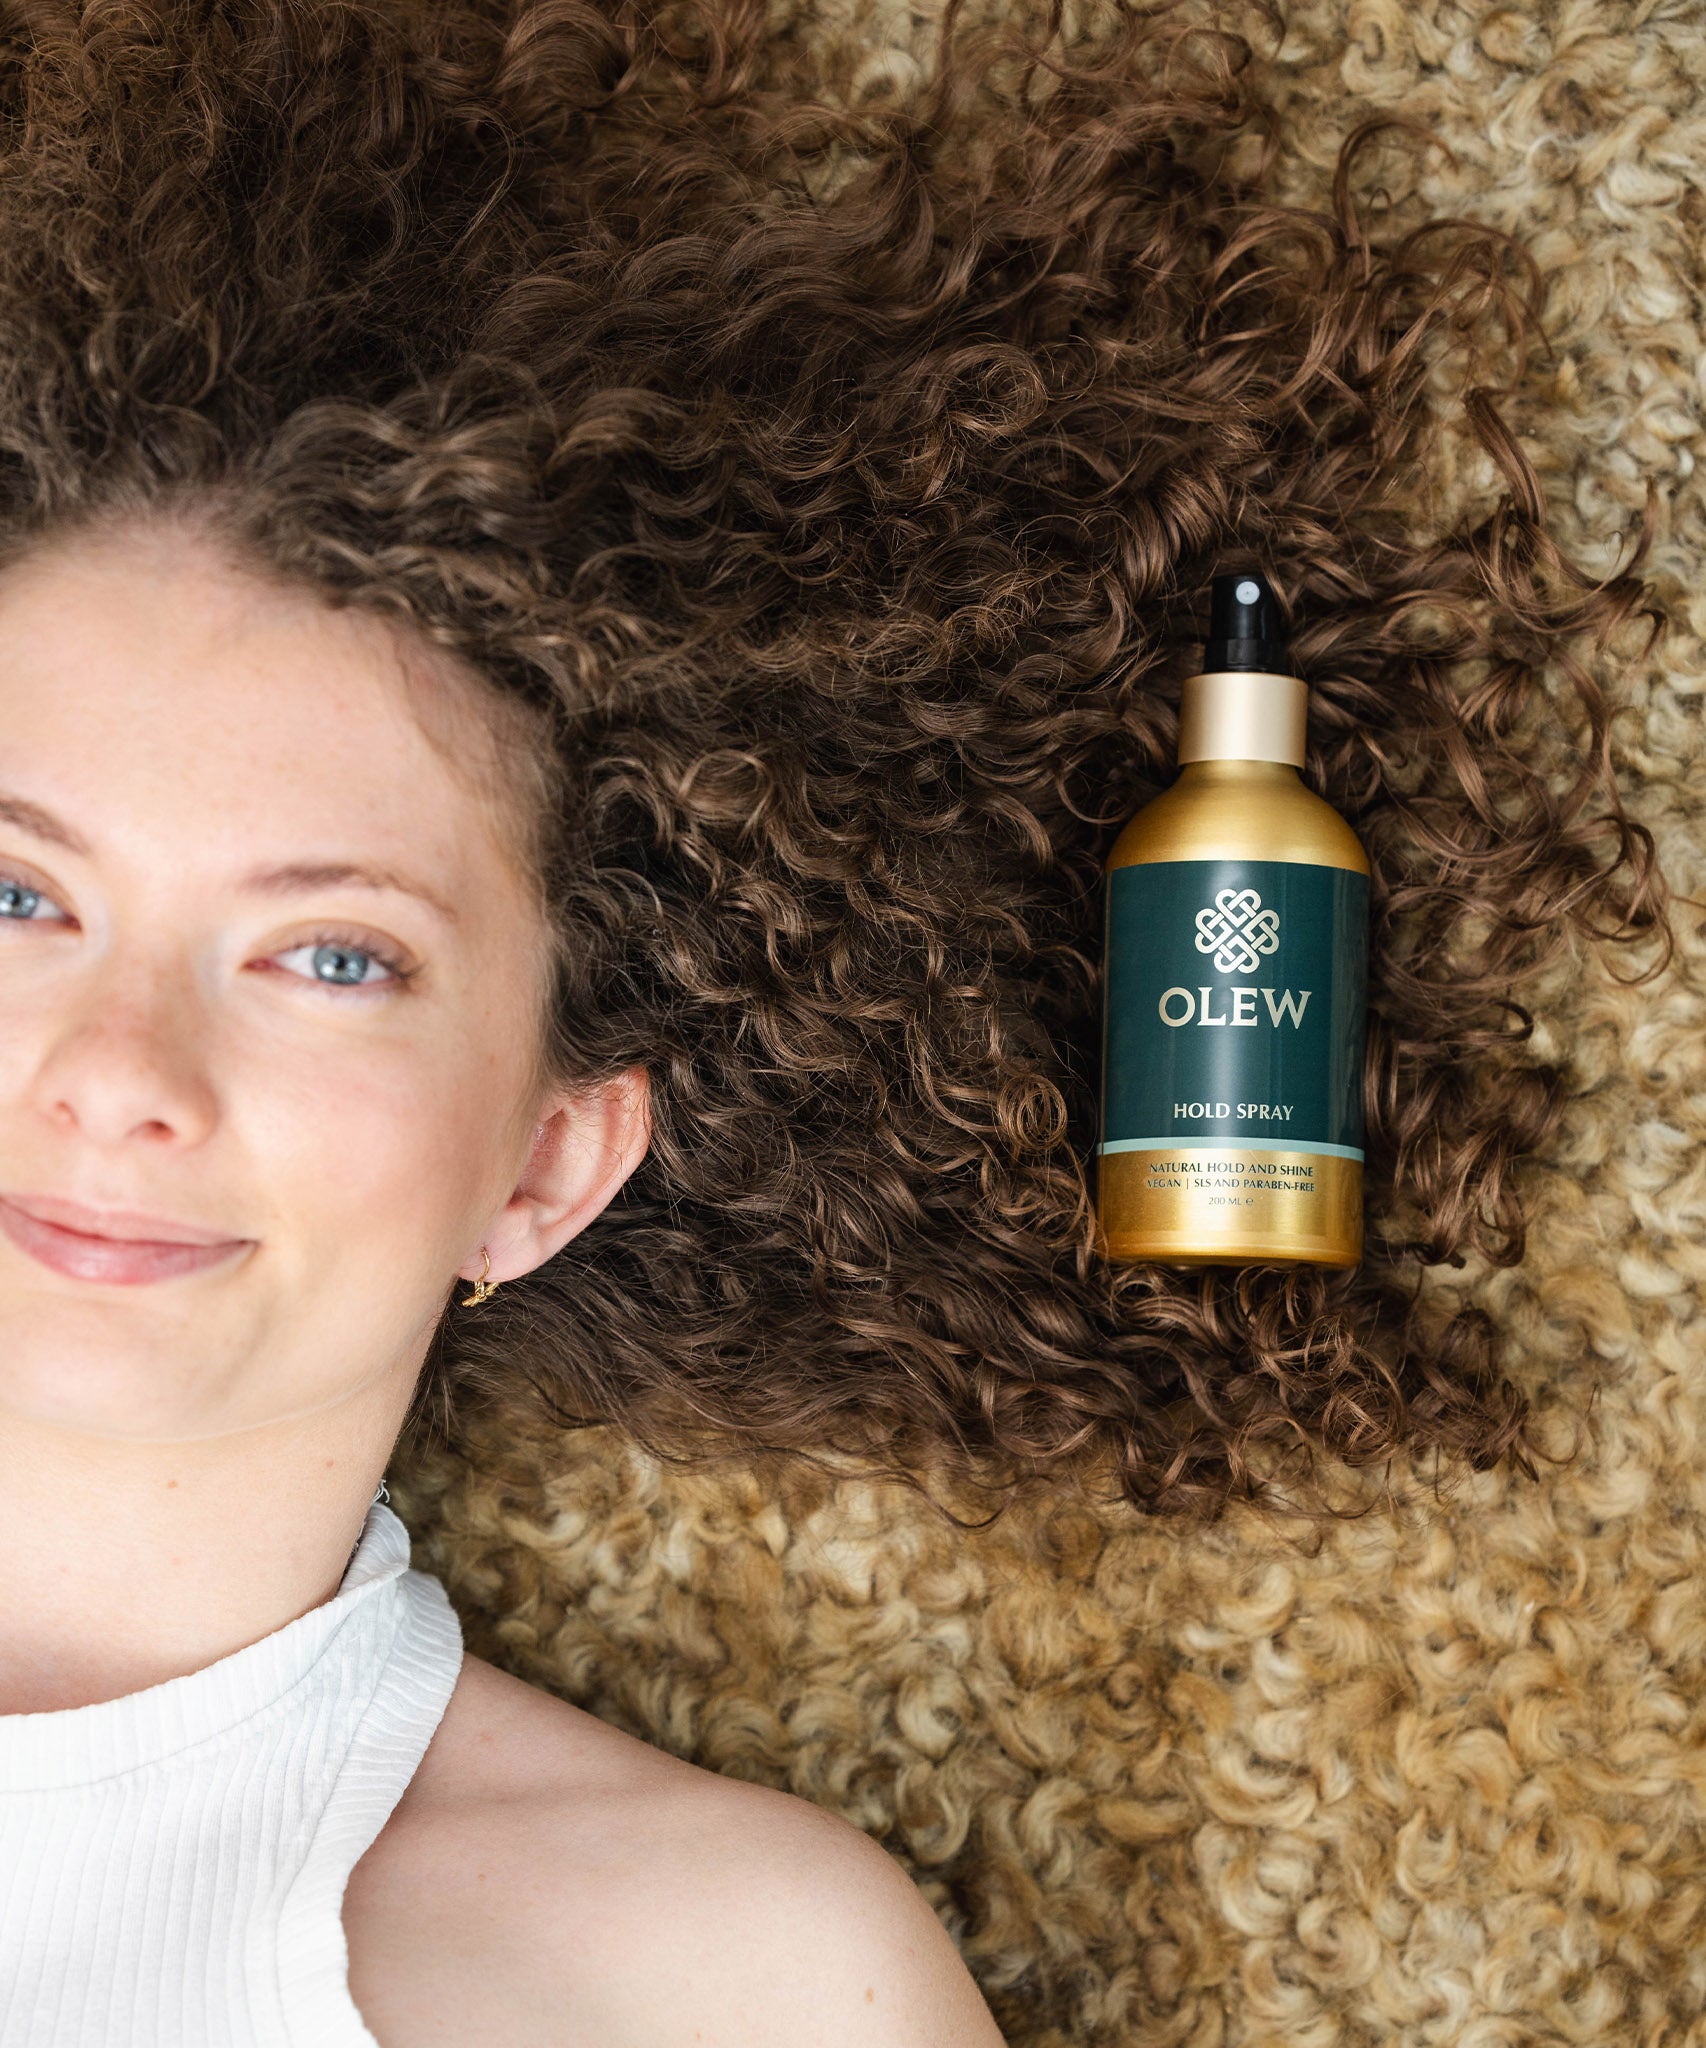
[0,1488,465,2047]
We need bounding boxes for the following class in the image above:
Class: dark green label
[1099,859,1367,1157]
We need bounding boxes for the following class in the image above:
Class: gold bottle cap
[1177,667,1308,767]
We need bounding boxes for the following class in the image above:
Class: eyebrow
[0,793,89,856]
[241,862,461,925]
[0,791,460,925]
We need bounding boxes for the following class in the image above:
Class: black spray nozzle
[1202,569,1293,676]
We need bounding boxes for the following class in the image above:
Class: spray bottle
[1095,570,1368,1268]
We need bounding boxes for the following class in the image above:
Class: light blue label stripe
[1099,1138,1365,1161]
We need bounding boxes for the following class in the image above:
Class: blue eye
[274,938,404,988]
[0,878,61,921]
[313,944,380,986]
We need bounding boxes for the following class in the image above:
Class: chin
[0,1308,261,1440]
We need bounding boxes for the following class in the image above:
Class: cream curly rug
[390,3,1706,2040]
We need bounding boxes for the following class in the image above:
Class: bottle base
[1095,1145,1362,1271]
[1096,1234,1361,1271]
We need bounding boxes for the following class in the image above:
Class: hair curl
[0,0,1667,1521]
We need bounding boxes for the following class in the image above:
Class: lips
[0,1194,251,1285]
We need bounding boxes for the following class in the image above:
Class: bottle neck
[1173,759,1301,790]
[1177,667,1307,768]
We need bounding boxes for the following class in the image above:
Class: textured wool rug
[389,3,1706,2041]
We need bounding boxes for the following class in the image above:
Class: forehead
[0,523,519,885]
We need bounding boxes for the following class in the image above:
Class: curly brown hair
[0,0,1666,1521]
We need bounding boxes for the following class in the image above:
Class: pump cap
[1202,568,1292,676]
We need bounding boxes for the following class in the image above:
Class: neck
[0,1363,419,1717]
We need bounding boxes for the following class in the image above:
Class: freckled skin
[0,524,639,1462]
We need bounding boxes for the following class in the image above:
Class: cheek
[234,1028,520,1266]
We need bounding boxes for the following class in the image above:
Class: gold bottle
[1095,570,1369,1268]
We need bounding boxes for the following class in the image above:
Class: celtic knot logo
[1195,888,1280,974]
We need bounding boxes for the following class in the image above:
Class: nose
[26,953,219,1151]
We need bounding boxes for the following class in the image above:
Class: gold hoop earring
[461,1248,499,1307]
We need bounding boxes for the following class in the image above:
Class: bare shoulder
[347,1651,1006,2048]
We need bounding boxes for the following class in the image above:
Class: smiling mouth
[0,1195,252,1286]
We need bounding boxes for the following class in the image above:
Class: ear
[460,1065,651,1286]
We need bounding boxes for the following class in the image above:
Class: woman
[0,0,1010,2033]
[0,0,1661,2040]
[0,511,1006,2042]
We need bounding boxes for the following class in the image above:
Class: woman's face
[0,521,634,1444]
